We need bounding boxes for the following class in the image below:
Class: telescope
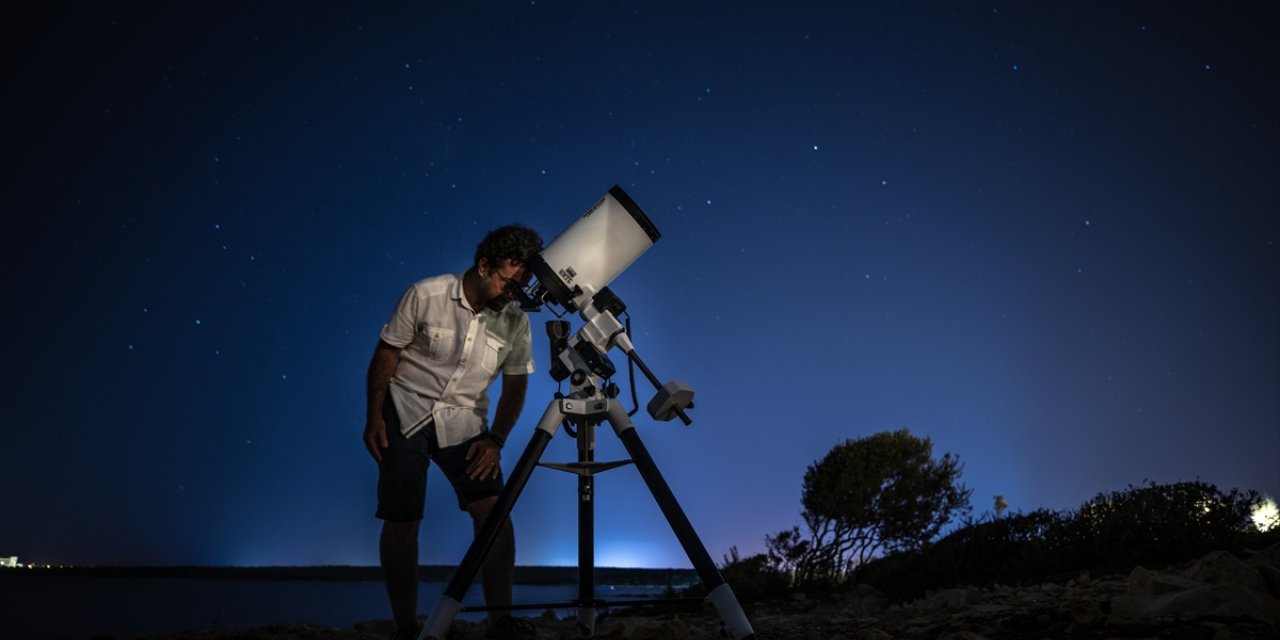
[518,185,692,424]
[521,185,661,313]
[422,186,755,640]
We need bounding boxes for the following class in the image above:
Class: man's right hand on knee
[364,417,389,463]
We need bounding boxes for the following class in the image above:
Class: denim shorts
[375,398,504,521]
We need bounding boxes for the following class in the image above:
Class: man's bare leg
[381,519,421,631]
[466,496,515,619]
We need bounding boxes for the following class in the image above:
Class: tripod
[420,312,756,640]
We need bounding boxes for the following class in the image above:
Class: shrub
[860,480,1265,600]
[797,429,971,584]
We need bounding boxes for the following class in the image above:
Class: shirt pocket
[481,333,510,373]
[419,325,456,361]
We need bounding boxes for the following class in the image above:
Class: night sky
[4,2,1276,570]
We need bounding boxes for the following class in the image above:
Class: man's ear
[477,257,490,276]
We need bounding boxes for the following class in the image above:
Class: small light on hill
[1252,496,1278,532]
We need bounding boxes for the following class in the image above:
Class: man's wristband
[485,431,505,448]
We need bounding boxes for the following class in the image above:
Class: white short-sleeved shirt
[380,273,535,448]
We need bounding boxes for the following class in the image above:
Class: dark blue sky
[3,2,1276,569]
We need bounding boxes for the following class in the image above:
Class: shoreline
[0,565,697,586]
[11,546,1278,639]
[124,547,1280,639]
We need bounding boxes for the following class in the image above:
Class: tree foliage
[782,429,972,584]
[858,480,1271,600]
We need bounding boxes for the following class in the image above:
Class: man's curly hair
[474,224,543,269]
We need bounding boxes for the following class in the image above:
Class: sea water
[0,574,672,640]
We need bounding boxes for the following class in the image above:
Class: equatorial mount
[419,186,753,639]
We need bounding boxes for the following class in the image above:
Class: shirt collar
[452,271,504,317]
[450,272,474,312]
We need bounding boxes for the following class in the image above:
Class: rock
[916,587,982,610]
[1246,543,1280,598]
[1111,550,1280,627]
[353,619,397,636]
[1063,598,1105,625]
[1245,543,1280,571]
[592,616,698,640]
[1255,565,1280,599]
[1212,622,1280,640]
[966,604,1014,617]
[1127,565,1205,595]
[843,583,891,616]
[1185,550,1268,593]
[844,593,890,616]
[937,632,992,640]
[853,629,893,640]
[1111,582,1280,626]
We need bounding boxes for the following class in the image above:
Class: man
[364,224,543,640]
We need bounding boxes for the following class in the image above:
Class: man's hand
[465,437,502,480]
[364,416,389,463]
[364,340,401,465]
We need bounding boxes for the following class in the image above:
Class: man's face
[478,258,531,311]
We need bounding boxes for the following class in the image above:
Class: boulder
[915,587,983,610]
[1126,565,1203,595]
[1246,543,1280,598]
[1185,550,1268,593]
[939,632,994,640]
[592,616,702,640]
[1245,543,1280,571]
[1111,582,1280,626]
[853,629,893,640]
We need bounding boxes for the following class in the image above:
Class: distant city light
[1253,496,1279,532]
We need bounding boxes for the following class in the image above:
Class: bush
[797,429,971,584]
[674,546,790,607]
[717,547,791,603]
[860,480,1266,600]
[1059,480,1258,571]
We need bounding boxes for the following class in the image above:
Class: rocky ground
[130,545,1280,640]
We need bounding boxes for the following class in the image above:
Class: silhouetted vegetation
[715,547,791,602]
[860,480,1273,600]
[718,475,1275,602]
[764,429,971,586]
[711,433,1276,605]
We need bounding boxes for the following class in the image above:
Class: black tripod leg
[421,403,564,640]
[577,424,597,636]
[606,403,757,640]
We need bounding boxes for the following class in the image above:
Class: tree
[798,428,971,582]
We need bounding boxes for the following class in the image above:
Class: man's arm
[490,372,528,442]
[465,372,528,480]
[363,339,401,463]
